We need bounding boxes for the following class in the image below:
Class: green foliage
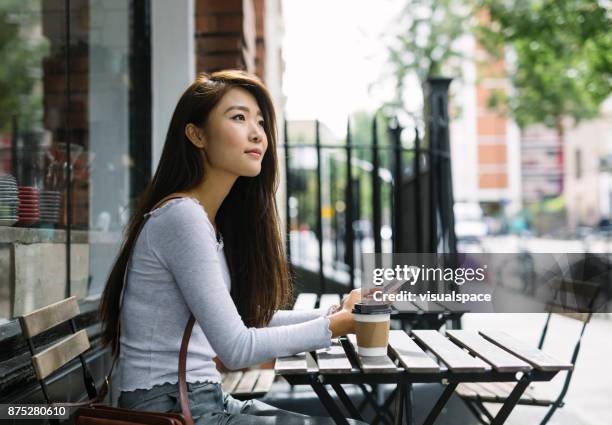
[349,110,373,149]
[383,0,473,120]
[351,110,375,220]
[475,0,612,129]
[0,0,49,131]
[349,110,396,223]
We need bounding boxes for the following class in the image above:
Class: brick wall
[475,82,508,191]
[195,0,264,80]
[479,172,508,189]
[254,0,265,80]
[475,10,509,192]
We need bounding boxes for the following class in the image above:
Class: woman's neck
[185,169,237,231]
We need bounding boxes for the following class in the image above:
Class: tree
[475,0,611,137]
[379,0,473,125]
[0,0,49,132]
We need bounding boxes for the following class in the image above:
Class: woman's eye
[258,120,265,127]
[232,114,246,121]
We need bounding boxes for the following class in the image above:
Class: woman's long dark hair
[99,70,292,355]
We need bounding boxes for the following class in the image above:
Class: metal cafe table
[275,329,572,425]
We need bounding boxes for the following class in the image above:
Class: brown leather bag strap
[93,317,195,422]
[96,194,196,424]
[178,315,196,424]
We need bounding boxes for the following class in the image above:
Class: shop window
[0,0,150,321]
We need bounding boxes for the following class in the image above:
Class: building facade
[450,31,522,222]
[0,0,284,408]
[564,98,612,229]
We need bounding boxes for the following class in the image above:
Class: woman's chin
[242,166,262,177]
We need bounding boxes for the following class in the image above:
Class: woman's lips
[246,151,261,159]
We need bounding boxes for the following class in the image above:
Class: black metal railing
[283,78,457,294]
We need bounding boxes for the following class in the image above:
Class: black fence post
[425,77,457,254]
[64,0,72,298]
[345,118,355,289]
[315,120,325,294]
[390,117,403,253]
[371,116,382,254]
[414,128,423,253]
[284,119,292,264]
[330,155,339,265]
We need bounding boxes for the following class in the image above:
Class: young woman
[99,70,366,424]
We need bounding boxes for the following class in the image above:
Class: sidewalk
[462,313,612,425]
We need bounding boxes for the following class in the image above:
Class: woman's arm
[149,200,342,370]
[267,309,325,326]
[268,289,361,327]
[267,306,336,326]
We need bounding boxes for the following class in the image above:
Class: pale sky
[281,0,405,138]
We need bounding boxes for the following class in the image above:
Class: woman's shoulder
[146,196,215,235]
[147,196,199,217]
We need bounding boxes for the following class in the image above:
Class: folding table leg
[308,375,350,425]
[358,384,393,425]
[394,376,406,425]
[490,376,531,425]
[372,389,397,425]
[422,382,458,425]
[475,400,494,422]
[460,398,493,425]
[405,383,414,425]
[331,384,364,421]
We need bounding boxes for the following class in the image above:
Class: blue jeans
[118,381,367,425]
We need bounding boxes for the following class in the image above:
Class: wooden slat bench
[221,368,277,400]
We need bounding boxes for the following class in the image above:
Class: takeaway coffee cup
[352,302,392,356]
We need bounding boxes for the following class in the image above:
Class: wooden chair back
[19,296,97,405]
[546,278,601,319]
[536,278,600,422]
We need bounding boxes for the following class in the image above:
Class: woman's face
[199,87,268,178]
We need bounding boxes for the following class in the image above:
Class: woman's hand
[328,309,356,337]
[325,289,360,337]
[340,289,362,312]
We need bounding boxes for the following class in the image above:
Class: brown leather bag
[75,195,198,425]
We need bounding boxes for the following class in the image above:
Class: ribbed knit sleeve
[147,199,332,370]
[268,309,328,326]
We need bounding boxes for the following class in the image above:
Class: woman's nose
[249,123,264,142]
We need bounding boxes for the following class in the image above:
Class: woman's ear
[185,123,207,149]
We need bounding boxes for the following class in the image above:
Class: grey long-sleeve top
[119,197,332,392]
